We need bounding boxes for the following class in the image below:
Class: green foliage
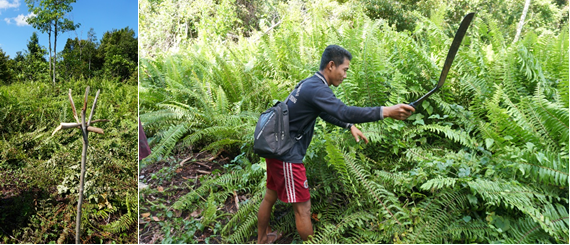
[98,27,138,82]
[0,78,137,243]
[0,48,14,84]
[11,33,50,83]
[140,0,568,243]
[26,0,81,84]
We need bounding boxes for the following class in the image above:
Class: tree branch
[68,89,80,123]
[52,123,105,135]
[83,86,90,112]
[253,19,283,43]
[88,89,100,126]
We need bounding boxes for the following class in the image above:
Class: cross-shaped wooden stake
[52,86,108,244]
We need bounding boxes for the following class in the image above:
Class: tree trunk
[75,109,88,244]
[48,28,53,86]
[513,0,531,43]
[53,21,58,85]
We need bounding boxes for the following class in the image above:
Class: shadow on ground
[0,181,47,241]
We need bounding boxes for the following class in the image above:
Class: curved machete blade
[409,12,475,109]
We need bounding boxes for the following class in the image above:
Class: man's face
[329,58,350,87]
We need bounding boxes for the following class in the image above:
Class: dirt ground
[138,150,294,244]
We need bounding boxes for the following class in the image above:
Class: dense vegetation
[0,79,138,243]
[0,27,138,85]
[0,3,138,242]
[139,0,568,243]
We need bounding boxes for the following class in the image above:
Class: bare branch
[68,89,80,123]
[253,19,283,43]
[88,89,100,126]
[91,119,110,123]
[86,126,104,134]
[52,122,105,134]
[60,122,82,128]
[83,86,90,112]
[52,124,63,136]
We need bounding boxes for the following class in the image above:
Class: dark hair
[319,45,352,70]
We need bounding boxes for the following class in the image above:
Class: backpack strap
[283,77,313,141]
[284,78,308,103]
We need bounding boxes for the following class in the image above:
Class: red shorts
[265,158,310,203]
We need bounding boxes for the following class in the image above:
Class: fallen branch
[196,170,211,175]
[179,157,193,166]
[234,191,240,210]
[195,162,212,169]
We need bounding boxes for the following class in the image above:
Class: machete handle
[408,101,418,110]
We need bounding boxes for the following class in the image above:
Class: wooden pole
[75,107,88,244]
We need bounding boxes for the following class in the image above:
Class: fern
[222,190,263,243]
[420,177,458,191]
[409,124,477,149]
[507,203,569,244]
[147,124,188,160]
[139,1,569,243]
[343,150,408,228]
[101,193,138,233]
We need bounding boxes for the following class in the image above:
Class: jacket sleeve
[312,86,384,123]
[319,112,351,129]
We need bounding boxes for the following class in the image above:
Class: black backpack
[253,80,310,159]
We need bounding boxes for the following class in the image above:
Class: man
[257,45,415,243]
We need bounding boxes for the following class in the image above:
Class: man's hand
[350,125,369,144]
[383,104,415,120]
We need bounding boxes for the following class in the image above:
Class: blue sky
[0,0,138,58]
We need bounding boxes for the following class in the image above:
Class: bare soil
[138,150,293,244]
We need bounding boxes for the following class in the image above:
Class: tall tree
[98,27,138,81]
[86,28,97,72]
[19,32,49,82]
[0,48,14,85]
[27,32,45,61]
[26,0,80,85]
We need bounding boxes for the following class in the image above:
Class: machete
[409,12,475,109]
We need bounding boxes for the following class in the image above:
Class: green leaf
[485,138,494,149]
[458,167,471,178]
[467,194,478,205]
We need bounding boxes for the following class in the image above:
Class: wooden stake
[75,106,88,244]
[53,87,108,244]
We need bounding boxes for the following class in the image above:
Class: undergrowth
[0,78,138,244]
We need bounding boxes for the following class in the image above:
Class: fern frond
[507,203,569,244]
[222,189,263,242]
[344,151,408,227]
[148,124,189,160]
[420,177,458,191]
[516,148,569,187]
[410,124,477,149]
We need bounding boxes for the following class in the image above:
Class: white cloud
[4,12,35,26]
[0,0,20,10]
